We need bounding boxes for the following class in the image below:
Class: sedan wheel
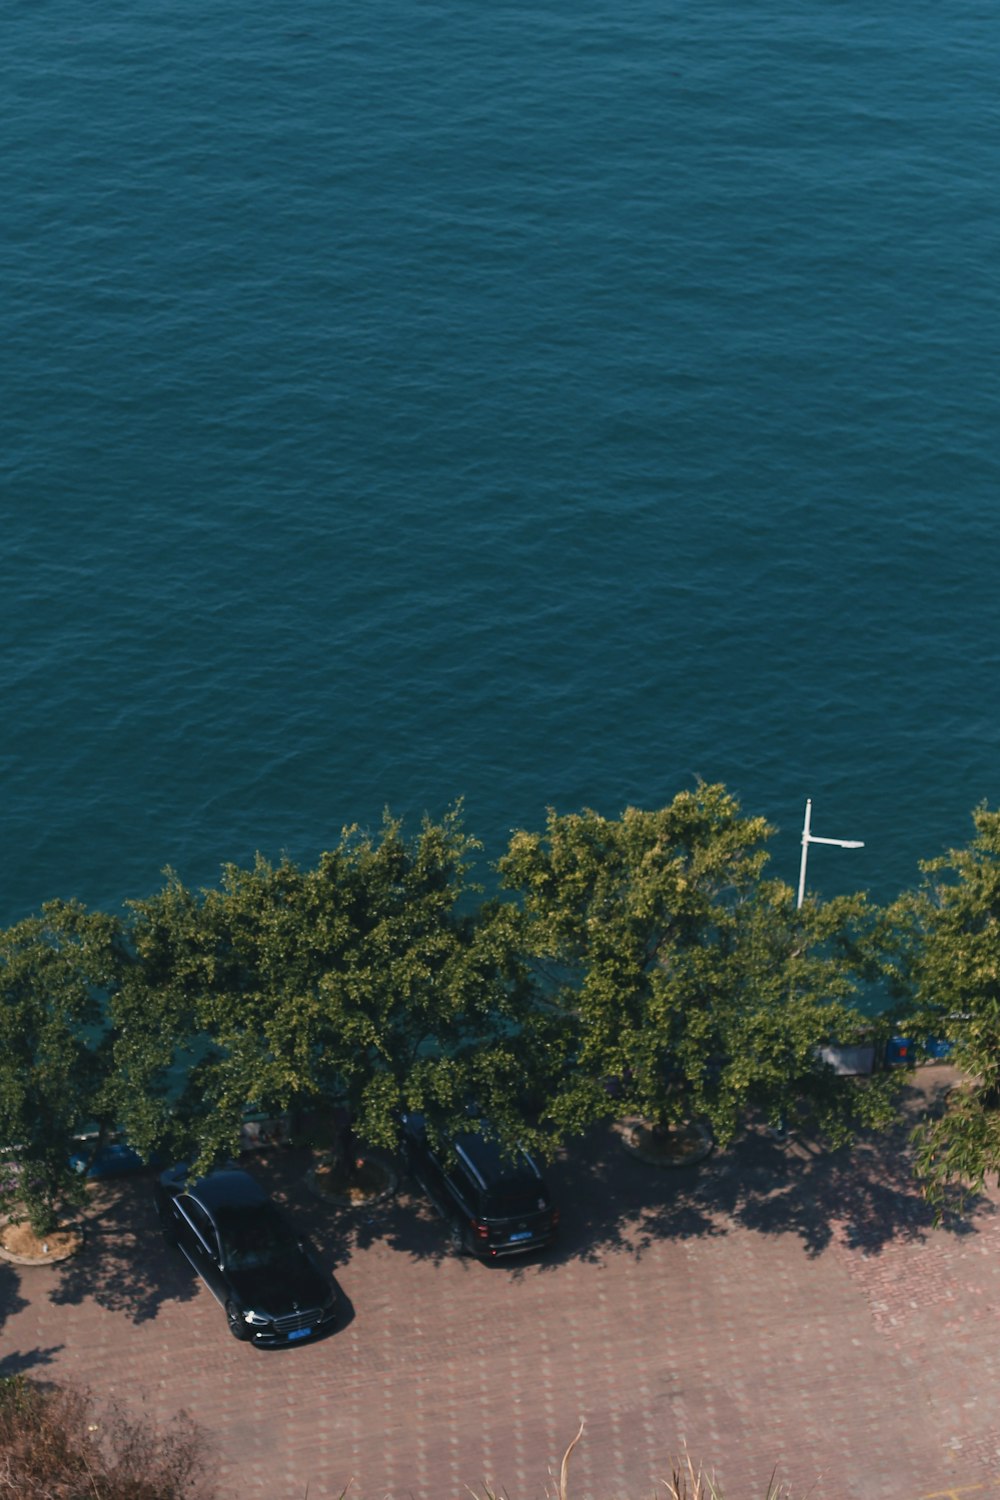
[226,1301,251,1342]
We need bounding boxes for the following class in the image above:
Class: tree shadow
[704,1072,989,1259]
[271,1158,458,1271]
[41,1073,988,1311]
[545,1131,724,1266]
[0,1259,27,1327]
[0,1244,63,1374]
[48,1171,202,1324]
[289,1138,720,1272]
[709,1124,985,1259]
[248,1150,390,1267]
[259,1123,932,1273]
[0,1345,64,1376]
[346,1071,990,1272]
[534,1071,990,1266]
[47,1152,366,1326]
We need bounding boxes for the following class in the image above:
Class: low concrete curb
[0,1220,84,1266]
[302,1154,398,1209]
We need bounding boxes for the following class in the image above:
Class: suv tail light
[550,1208,560,1229]
[471,1218,490,1241]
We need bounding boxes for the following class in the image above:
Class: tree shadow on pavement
[0,1345,64,1376]
[278,1163,457,1272]
[0,1259,62,1374]
[715,1123,987,1258]
[323,1072,983,1272]
[39,1071,990,1304]
[0,1260,26,1327]
[47,1171,201,1324]
[540,1069,992,1266]
[627,1122,986,1262]
[264,1078,984,1274]
[28,1151,383,1326]
[302,1139,721,1271]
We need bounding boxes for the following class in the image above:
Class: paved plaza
[4,1068,1000,1500]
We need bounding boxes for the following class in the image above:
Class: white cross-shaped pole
[797,798,864,909]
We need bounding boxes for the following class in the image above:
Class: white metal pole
[797,798,812,910]
[797,797,865,909]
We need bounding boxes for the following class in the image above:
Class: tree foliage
[499,784,895,1147]
[0,787,917,1205]
[110,808,536,1171]
[0,902,122,1234]
[886,805,1000,1204]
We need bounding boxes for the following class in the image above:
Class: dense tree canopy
[110,809,540,1172]
[499,784,896,1146]
[885,806,1000,1205]
[0,901,122,1233]
[7,785,982,1228]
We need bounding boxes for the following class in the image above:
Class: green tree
[886,805,1000,1206]
[0,902,122,1235]
[111,809,539,1171]
[499,784,896,1149]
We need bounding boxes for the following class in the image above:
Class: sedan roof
[190,1170,271,1211]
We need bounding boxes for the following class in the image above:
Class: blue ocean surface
[3,0,999,924]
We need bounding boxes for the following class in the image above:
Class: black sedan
[155,1166,337,1346]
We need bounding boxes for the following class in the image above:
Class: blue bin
[885,1035,953,1067]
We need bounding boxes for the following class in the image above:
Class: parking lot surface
[3,1070,1000,1500]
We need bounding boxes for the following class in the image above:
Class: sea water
[3,0,999,924]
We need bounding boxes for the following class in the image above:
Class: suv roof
[452,1131,542,1191]
[401,1112,557,1259]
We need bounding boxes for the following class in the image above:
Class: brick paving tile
[3,1071,1000,1499]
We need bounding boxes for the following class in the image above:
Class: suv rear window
[483,1182,549,1219]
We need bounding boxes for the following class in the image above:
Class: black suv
[154,1166,337,1345]
[400,1114,558,1260]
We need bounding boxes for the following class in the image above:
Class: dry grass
[659,1452,790,1500]
[470,1422,792,1500]
[0,1219,82,1260]
[0,1380,789,1500]
[0,1376,218,1499]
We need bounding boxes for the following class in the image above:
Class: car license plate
[509,1230,533,1243]
[287,1327,312,1341]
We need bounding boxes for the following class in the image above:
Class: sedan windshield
[215,1204,300,1271]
